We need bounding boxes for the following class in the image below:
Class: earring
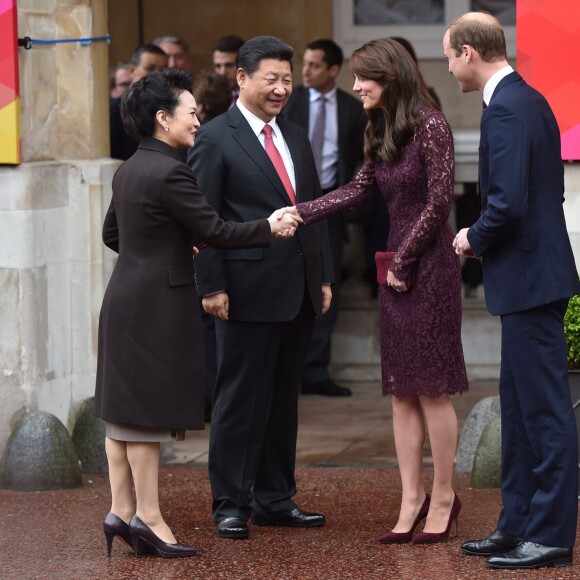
[165,126,169,132]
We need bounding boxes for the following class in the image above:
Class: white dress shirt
[483,65,514,106]
[308,86,339,189]
[236,100,296,192]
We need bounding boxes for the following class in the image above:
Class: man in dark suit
[446,12,580,570]
[212,34,245,105]
[281,39,367,397]
[188,36,333,540]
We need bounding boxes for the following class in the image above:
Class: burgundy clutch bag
[375,251,415,287]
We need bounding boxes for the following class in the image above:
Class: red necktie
[262,124,296,205]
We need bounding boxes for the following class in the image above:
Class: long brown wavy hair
[351,38,437,165]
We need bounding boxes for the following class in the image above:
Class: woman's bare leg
[126,441,176,544]
[390,395,428,532]
[420,395,458,533]
[105,436,134,523]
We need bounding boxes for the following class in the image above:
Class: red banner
[0,0,20,164]
[517,0,580,160]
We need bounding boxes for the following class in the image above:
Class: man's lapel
[228,107,294,205]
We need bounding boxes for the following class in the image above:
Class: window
[335,0,516,58]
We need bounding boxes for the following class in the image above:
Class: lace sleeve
[296,161,376,225]
[392,114,455,281]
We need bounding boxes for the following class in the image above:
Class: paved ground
[163,379,499,467]
[2,379,579,579]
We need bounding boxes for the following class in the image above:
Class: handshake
[267,206,303,238]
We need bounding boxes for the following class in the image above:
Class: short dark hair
[236,35,294,76]
[447,14,507,62]
[213,34,245,54]
[121,69,193,139]
[306,39,344,69]
[131,43,167,66]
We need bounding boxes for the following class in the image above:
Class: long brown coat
[94,138,271,430]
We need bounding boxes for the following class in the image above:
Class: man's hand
[202,292,229,320]
[321,284,332,315]
[453,228,476,258]
[268,208,303,238]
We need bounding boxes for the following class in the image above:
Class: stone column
[0,0,118,458]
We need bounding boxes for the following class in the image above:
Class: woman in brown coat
[94,69,299,558]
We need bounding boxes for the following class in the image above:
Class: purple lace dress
[297,110,468,398]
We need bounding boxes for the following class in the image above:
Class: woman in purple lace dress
[295,39,468,544]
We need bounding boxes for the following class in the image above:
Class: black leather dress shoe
[301,380,352,397]
[461,529,523,556]
[252,508,325,527]
[486,541,573,569]
[216,517,249,539]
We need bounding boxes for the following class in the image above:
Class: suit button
[297,250,303,256]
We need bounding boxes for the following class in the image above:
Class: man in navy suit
[281,39,367,397]
[189,36,333,540]
[446,12,580,570]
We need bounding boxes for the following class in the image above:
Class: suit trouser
[497,299,578,548]
[201,309,217,401]
[209,299,315,522]
[301,215,344,384]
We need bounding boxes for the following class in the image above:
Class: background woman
[294,39,468,544]
[95,69,299,558]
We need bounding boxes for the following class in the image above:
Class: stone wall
[18,0,109,161]
[0,160,118,457]
[564,165,580,270]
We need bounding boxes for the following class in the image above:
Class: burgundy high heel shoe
[103,512,154,557]
[412,494,461,544]
[128,515,197,558]
[378,494,431,544]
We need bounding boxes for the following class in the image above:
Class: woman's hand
[268,207,303,238]
[387,270,408,293]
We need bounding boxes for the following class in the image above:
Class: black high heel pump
[103,512,154,557]
[128,515,197,558]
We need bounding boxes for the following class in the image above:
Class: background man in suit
[189,35,333,540]
[282,39,367,397]
[153,35,192,72]
[212,34,245,104]
[447,12,580,571]
[110,44,167,160]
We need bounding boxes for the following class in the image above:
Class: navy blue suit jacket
[467,72,580,316]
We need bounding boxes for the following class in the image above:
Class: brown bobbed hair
[350,38,437,165]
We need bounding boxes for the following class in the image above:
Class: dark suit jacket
[468,72,580,316]
[281,85,367,187]
[94,138,271,429]
[188,105,333,321]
